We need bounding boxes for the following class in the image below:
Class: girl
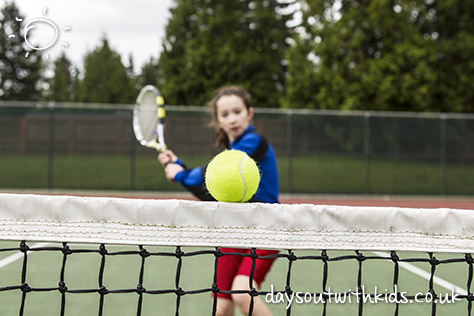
[157,86,279,316]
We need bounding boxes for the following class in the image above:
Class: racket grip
[163,152,174,167]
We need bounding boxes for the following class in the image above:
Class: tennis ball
[205,150,260,202]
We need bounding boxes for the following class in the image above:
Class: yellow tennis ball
[205,150,260,202]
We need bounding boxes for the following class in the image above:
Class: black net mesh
[1,241,473,316]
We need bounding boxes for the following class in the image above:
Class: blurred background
[1,0,473,197]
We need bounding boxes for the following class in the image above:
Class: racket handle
[162,152,174,167]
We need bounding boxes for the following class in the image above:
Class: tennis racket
[133,85,167,152]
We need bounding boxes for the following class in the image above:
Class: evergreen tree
[0,1,44,100]
[428,0,474,112]
[78,37,137,104]
[158,0,293,107]
[285,0,474,112]
[48,52,78,102]
[126,53,140,93]
[139,56,160,87]
[126,53,135,78]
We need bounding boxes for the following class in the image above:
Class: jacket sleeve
[174,165,216,201]
[232,133,269,164]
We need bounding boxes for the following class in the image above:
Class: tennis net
[0,193,473,316]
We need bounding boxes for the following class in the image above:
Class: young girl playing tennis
[157,86,279,316]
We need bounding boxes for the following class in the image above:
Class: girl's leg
[214,248,246,315]
[216,297,235,316]
[230,249,278,315]
[231,275,273,316]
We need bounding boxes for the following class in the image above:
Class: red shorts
[215,247,278,299]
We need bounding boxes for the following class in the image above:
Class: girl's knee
[215,297,234,316]
[231,275,255,310]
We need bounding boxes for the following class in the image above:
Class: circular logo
[24,18,59,51]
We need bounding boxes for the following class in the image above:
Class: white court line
[372,251,468,296]
[0,243,51,269]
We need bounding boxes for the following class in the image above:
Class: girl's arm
[157,150,214,201]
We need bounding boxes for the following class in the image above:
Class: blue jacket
[174,126,279,203]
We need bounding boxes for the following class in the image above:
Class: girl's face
[216,94,254,143]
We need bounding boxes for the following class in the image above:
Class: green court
[0,241,470,315]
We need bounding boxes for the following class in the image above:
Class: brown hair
[208,86,252,149]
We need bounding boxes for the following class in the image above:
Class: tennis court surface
[1,193,474,315]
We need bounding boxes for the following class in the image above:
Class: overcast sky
[2,0,174,72]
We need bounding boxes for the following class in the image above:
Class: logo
[9,7,71,59]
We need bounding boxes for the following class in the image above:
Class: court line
[0,243,51,269]
[372,251,467,296]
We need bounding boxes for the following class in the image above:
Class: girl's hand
[157,150,178,166]
[163,163,184,183]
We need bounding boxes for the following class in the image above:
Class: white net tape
[0,193,473,252]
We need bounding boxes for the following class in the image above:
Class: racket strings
[136,93,159,143]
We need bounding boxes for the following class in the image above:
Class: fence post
[130,111,136,191]
[440,114,447,196]
[47,103,55,191]
[364,112,371,196]
[286,110,293,194]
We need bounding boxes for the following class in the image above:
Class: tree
[126,53,135,78]
[139,56,160,87]
[285,0,474,112]
[0,1,44,100]
[158,0,293,107]
[428,0,474,112]
[48,52,78,102]
[78,36,137,104]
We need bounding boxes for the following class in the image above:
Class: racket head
[133,85,166,151]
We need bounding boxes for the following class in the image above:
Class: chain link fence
[1,101,473,196]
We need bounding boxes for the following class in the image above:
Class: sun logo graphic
[9,7,71,60]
